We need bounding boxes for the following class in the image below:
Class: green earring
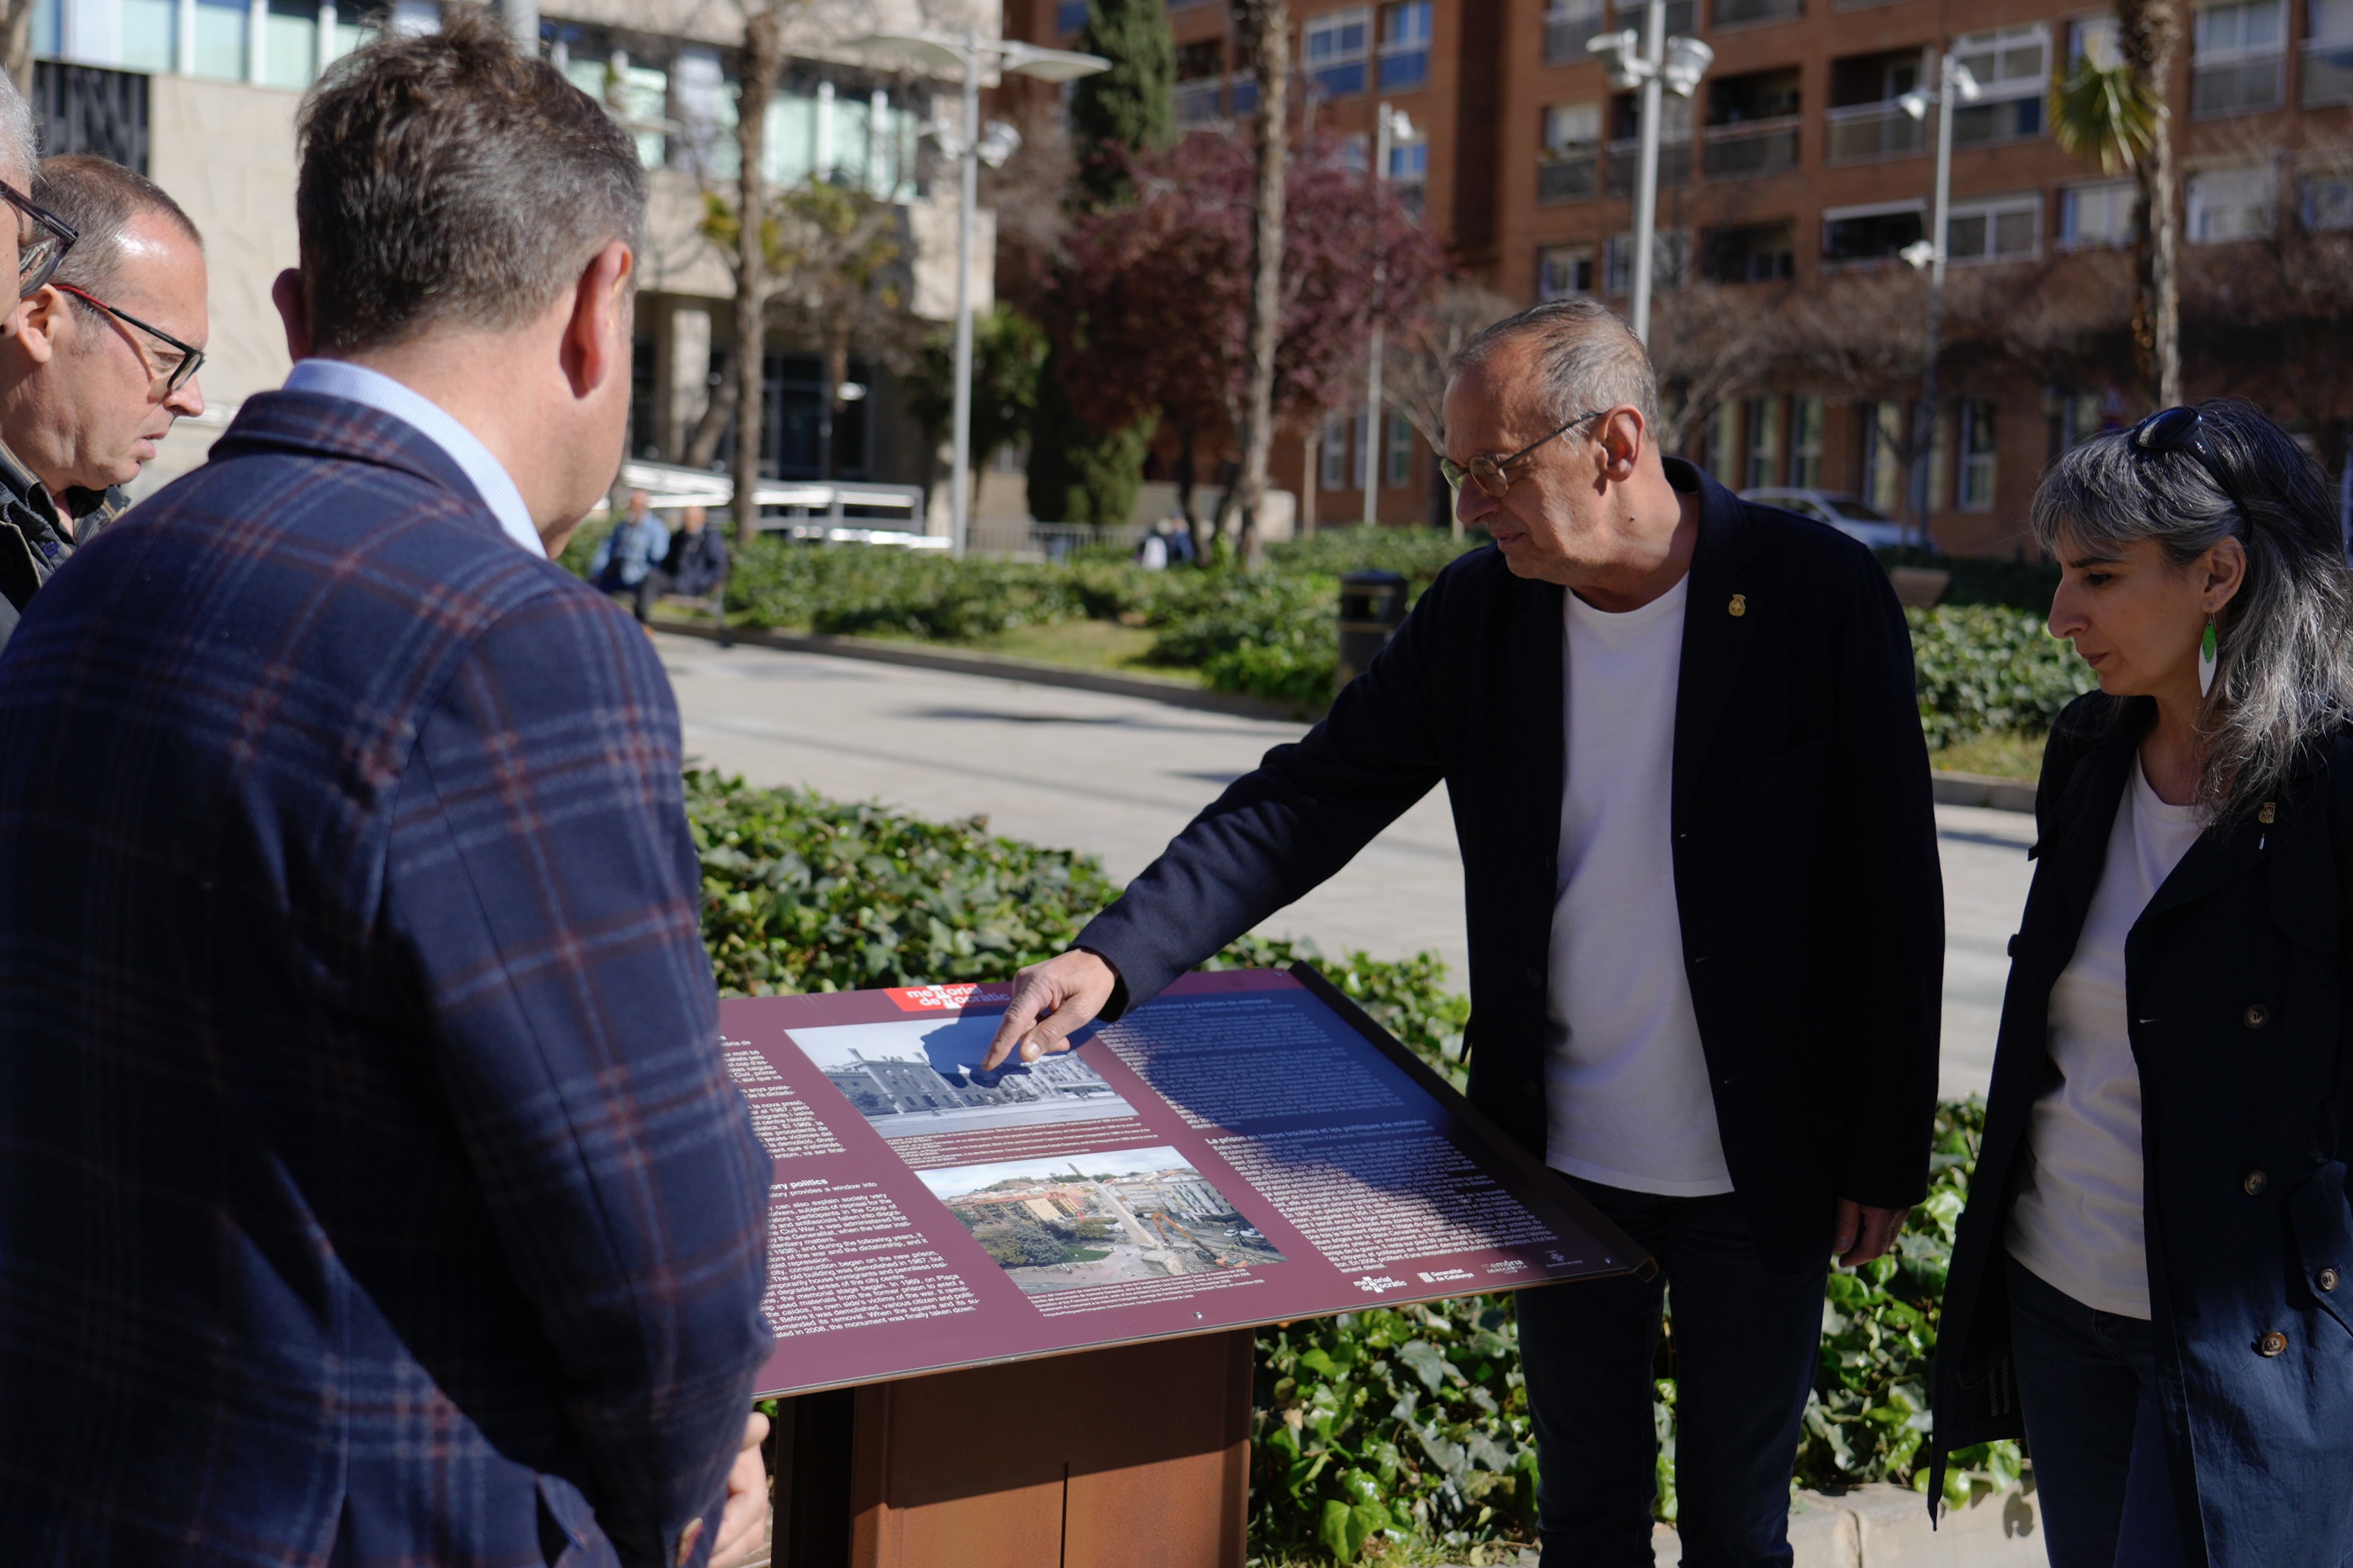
[2199,616,2218,697]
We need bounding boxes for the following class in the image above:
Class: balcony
[1545,2,1607,64]
[1174,77,1225,126]
[1824,100,1926,163]
[2193,52,2285,115]
[1539,152,1600,203]
[1606,136,1692,195]
[2304,36,2353,106]
[1714,0,1802,24]
[1701,116,1800,177]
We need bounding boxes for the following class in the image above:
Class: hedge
[688,773,2023,1562]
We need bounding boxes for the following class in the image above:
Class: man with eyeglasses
[0,155,206,651]
[981,298,1945,1566]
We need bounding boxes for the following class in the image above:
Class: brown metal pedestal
[778,1329,1254,1568]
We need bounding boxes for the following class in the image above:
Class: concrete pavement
[657,633,2031,1101]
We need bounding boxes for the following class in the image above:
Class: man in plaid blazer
[0,17,770,1568]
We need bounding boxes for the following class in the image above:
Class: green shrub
[1267,527,1483,585]
[1145,572,1340,699]
[1907,605,2090,749]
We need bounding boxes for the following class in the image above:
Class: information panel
[730,964,1647,1398]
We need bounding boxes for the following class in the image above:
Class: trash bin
[1337,569,1409,692]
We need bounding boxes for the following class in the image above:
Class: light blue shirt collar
[281,359,544,558]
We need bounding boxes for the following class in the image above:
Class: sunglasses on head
[2127,406,2244,515]
[0,179,76,299]
[1439,408,1605,499]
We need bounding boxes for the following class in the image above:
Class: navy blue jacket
[1933,694,2353,1564]
[1077,460,1945,1272]
[0,392,773,1567]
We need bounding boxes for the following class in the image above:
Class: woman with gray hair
[1930,401,2353,1567]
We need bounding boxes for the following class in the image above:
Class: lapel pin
[1728,594,1747,618]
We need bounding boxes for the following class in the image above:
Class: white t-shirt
[2007,755,2204,1319]
[1543,575,1735,1196]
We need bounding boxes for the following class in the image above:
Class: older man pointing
[987,299,1944,1566]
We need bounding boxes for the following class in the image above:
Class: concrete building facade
[1012,0,2353,556]
[30,0,1006,522]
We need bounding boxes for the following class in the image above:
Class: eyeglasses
[0,180,75,299]
[1439,409,1604,500]
[54,282,205,397]
[2127,406,2243,515]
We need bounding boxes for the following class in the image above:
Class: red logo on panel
[886,982,1014,1012]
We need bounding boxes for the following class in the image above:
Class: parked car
[1739,488,1910,550]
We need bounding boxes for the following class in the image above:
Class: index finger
[981,977,1055,1070]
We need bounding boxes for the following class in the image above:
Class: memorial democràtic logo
[886,982,1017,1012]
[1352,1275,1408,1294]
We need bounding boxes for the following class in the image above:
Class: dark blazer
[0,391,772,1567]
[1077,460,1944,1272]
[1932,694,2353,1565]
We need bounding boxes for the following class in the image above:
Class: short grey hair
[2031,400,2353,819]
[36,155,203,301]
[0,71,36,185]
[1447,297,1660,435]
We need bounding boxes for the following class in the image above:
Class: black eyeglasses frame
[2127,405,2246,517]
[54,281,205,397]
[0,181,76,299]
[1440,408,1607,500]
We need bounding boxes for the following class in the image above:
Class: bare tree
[1647,281,1789,458]
[1219,0,1289,563]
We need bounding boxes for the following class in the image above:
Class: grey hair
[0,71,36,185]
[1447,297,1660,435]
[2031,400,2353,819]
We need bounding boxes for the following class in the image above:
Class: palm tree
[2053,0,2182,406]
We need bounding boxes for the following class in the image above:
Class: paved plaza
[658,633,2032,1101]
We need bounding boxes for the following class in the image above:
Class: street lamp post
[1363,102,1413,527]
[843,32,1108,556]
[1589,5,1711,345]
[1896,50,1980,549]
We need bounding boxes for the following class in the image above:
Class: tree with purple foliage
[1045,130,1447,558]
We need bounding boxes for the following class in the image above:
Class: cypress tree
[1026,0,1175,530]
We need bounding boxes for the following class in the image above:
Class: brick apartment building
[1010,0,2353,556]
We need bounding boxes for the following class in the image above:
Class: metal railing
[1539,154,1600,203]
[1609,0,1697,34]
[966,520,1149,562]
[1544,4,1606,63]
[1700,116,1800,177]
[1824,100,1926,163]
[2304,37,2353,106]
[1606,136,1691,195]
[1174,77,1225,126]
[2193,53,2285,116]
[1712,0,1800,25]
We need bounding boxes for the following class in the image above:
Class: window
[1305,6,1372,98]
[119,0,175,71]
[1957,401,1997,512]
[1863,401,1910,516]
[193,0,249,79]
[1791,397,1825,488]
[1746,397,1783,489]
[1539,243,1597,299]
[2194,0,2285,114]
[1703,68,1802,178]
[568,49,671,169]
[1949,25,2050,147]
[1321,412,1355,490]
[1946,192,2042,262]
[1708,404,1743,477]
[1378,2,1431,90]
[262,0,319,88]
[2060,180,2138,247]
[1387,415,1415,486]
[2187,163,2278,240]
[1606,91,1692,195]
[2310,0,2353,105]
[2302,169,2353,229]
[1545,0,1606,65]
[1540,101,1602,203]
[1700,220,1796,281]
[1822,200,1925,264]
[1602,230,1689,294]
[672,47,735,179]
[1715,0,1802,24]
[1609,0,1696,33]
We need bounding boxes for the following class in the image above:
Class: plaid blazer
[0,392,772,1568]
